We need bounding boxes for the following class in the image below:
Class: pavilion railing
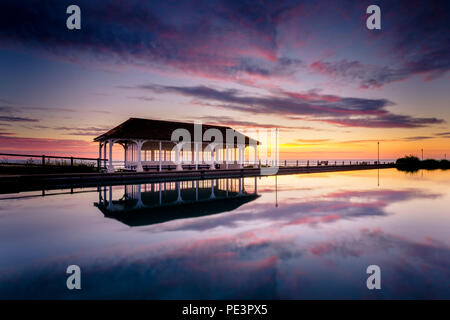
[0,153,108,172]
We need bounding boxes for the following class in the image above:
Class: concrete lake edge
[0,163,395,194]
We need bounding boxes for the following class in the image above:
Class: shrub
[440,159,450,169]
[396,155,450,171]
[396,155,420,171]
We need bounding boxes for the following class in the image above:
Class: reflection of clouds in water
[1,226,448,299]
[0,179,448,299]
[306,228,450,299]
[155,188,441,232]
[310,228,449,262]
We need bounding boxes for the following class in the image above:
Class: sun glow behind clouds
[0,0,448,158]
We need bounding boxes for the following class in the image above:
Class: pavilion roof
[94,118,259,145]
[96,193,259,227]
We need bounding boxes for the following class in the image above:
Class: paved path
[0,163,395,194]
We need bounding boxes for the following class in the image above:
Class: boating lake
[0,168,449,299]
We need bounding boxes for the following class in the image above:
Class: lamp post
[377,141,379,165]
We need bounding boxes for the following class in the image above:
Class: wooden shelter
[94,118,259,172]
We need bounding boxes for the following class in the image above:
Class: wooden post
[42,155,45,167]
[70,157,74,167]
[97,158,100,171]
[296,160,298,167]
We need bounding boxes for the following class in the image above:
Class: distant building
[94,118,259,172]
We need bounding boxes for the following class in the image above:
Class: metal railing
[249,159,394,167]
[0,153,108,171]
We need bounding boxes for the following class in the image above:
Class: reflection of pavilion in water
[95,177,259,226]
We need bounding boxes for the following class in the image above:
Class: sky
[0,0,449,160]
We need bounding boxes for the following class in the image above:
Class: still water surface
[0,168,449,299]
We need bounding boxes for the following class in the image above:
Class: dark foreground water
[0,168,449,299]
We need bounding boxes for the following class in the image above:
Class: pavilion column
[107,139,115,173]
[191,143,195,169]
[123,143,128,169]
[238,177,243,194]
[176,143,183,171]
[209,144,215,170]
[159,141,162,171]
[210,180,215,199]
[135,140,145,172]
[224,146,228,169]
[195,142,199,170]
[225,145,230,169]
[135,184,144,208]
[253,145,258,168]
[238,146,244,169]
[195,180,199,200]
[103,141,107,169]
[176,181,182,202]
[108,186,113,210]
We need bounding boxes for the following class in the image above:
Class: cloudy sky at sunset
[0,0,449,160]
